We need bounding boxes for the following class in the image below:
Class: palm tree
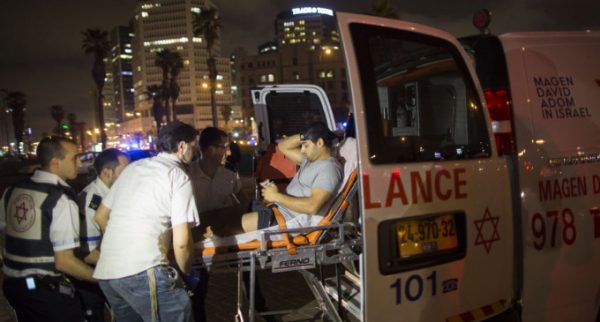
[155,49,173,123]
[82,28,110,149]
[220,105,232,126]
[371,0,399,19]
[169,53,183,121]
[50,105,65,135]
[193,3,222,127]
[144,84,164,133]
[3,90,26,147]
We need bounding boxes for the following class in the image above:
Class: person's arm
[54,249,96,282]
[262,185,333,215]
[277,134,303,165]
[95,204,110,234]
[83,249,100,265]
[172,222,194,274]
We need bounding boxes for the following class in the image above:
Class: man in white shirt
[75,148,128,322]
[188,127,249,321]
[93,121,200,322]
[189,127,248,239]
[0,136,96,321]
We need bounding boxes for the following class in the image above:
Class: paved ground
[206,270,324,322]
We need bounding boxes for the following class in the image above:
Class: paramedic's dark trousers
[3,276,83,322]
[74,279,106,322]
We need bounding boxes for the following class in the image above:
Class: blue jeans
[99,266,193,322]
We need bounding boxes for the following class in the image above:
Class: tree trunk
[97,92,107,149]
[208,57,218,127]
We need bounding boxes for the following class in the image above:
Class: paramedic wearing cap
[75,148,128,322]
[0,136,96,322]
[241,122,342,232]
[93,121,199,322]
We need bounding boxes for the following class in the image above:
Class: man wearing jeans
[93,121,200,321]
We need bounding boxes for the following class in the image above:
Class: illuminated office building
[239,7,348,124]
[128,0,232,136]
[275,7,340,48]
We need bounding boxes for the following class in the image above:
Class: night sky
[1,0,599,138]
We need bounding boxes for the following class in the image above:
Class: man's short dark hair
[301,122,339,148]
[37,136,77,169]
[199,127,228,152]
[94,148,128,174]
[156,121,198,153]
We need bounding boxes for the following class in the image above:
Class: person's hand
[262,183,279,203]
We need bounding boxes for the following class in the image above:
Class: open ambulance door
[251,85,338,188]
[336,13,515,321]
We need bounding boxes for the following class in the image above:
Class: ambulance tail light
[484,89,515,155]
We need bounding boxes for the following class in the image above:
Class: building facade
[239,7,349,125]
[128,0,233,138]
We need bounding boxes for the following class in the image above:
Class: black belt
[6,275,74,296]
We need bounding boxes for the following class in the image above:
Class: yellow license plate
[396,214,458,258]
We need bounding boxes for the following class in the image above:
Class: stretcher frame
[193,170,360,322]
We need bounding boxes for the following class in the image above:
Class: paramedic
[75,148,129,322]
[0,136,96,321]
[93,121,199,322]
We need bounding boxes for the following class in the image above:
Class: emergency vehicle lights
[484,89,515,155]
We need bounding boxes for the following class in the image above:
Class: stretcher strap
[271,205,297,255]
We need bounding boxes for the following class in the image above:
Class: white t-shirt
[93,153,199,279]
[0,170,80,277]
[78,177,109,252]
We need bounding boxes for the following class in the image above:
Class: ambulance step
[324,272,362,320]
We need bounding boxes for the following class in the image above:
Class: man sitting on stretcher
[241,122,342,233]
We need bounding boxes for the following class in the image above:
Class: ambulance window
[350,24,491,164]
[265,92,325,140]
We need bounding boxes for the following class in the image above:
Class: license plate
[396,214,458,258]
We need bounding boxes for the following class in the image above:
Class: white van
[251,12,600,322]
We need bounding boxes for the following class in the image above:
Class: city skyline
[1,0,599,138]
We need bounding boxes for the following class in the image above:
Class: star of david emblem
[14,202,29,224]
[474,207,500,254]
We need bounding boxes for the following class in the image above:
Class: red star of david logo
[14,201,29,224]
[474,207,500,254]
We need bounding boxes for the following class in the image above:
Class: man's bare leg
[241,212,259,232]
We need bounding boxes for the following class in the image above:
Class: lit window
[326,69,334,78]
[319,71,326,79]
[267,74,275,82]
[124,48,132,54]
[191,7,200,13]
[260,75,266,83]
[216,75,224,80]
[299,20,305,25]
[141,11,148,18]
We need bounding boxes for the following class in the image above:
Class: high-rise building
[128,0,232,136]
[275,6,340,48]
[110,25,135,123]
[239,6,349,125]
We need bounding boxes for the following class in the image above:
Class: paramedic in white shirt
[75,148,128,322]
[93,121,200,322]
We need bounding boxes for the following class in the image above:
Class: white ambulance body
[251,12,600,322]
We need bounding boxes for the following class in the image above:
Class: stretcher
[193,159,361,322]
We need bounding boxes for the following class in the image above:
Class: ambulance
[250,11,600,322]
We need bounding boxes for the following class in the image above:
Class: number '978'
[531,208,576,250]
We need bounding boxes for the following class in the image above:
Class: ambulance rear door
[251,84,338,153]
[336,12,515,321]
